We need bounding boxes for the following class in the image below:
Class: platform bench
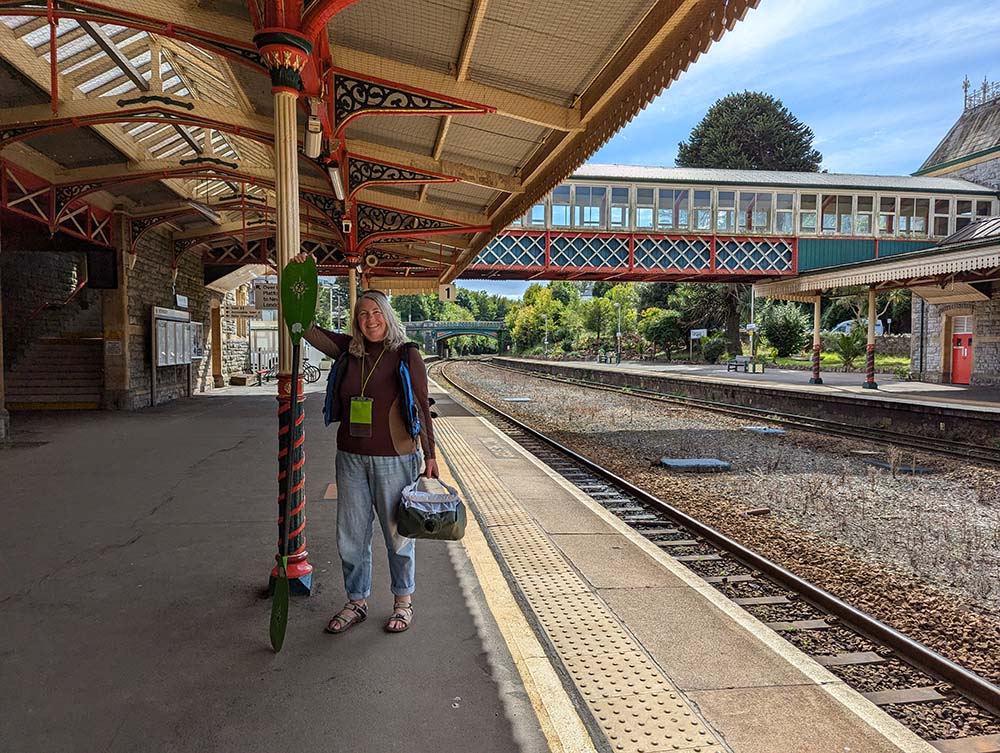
[726,356,764,373]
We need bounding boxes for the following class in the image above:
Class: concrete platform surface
[0,395,539,753]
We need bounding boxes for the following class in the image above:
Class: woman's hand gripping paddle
[270,255,319,652]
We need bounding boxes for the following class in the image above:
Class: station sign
[690,328,708,339]
[253,282,279,309]
[223,304,261,319]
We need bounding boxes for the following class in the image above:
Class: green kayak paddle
[270,255,319,653]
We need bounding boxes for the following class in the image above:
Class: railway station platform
[493,358,1000,449]
[0,382,944,753]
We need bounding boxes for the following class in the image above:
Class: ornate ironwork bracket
[333,74,490,134]
[356,203,461,244]
[346,156,454,198]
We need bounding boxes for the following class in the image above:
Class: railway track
[483,359,1000,467]
[433,360,1000,750]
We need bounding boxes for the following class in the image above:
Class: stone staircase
[5,337,104,409]
[5,299,104,410]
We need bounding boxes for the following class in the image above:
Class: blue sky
[458,0,1000,299]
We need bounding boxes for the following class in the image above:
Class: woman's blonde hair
[349,289,408,357]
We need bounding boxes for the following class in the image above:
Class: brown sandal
[385,601,413,633]
[325,601,368,634]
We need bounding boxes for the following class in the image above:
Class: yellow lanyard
[359,348,385,397]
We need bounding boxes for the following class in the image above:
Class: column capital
[253,30,313,94]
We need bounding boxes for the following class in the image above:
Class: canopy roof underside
[0,0,759,282]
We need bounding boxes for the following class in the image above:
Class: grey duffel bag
[397,477,467,540]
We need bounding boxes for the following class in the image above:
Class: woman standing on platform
[294,256,438,634]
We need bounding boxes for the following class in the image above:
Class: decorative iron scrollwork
[347,157,448,196]
[334,75,482,129]
[116,95,195,110]
[301,191,341,222]
[54,182,105,214]
[178,156,239,169]
[356,203,459,243]
[129,213,178,250]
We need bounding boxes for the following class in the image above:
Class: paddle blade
[280,256,319,346]
[269,558,290,652]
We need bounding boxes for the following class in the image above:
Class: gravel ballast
[440,361,1000,688]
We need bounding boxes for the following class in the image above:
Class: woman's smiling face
[357,297,387,342]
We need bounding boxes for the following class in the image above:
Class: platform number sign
[439,283,457,302]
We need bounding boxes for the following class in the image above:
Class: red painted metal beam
[300,0,363,43]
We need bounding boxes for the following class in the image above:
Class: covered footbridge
[404,319,506,356]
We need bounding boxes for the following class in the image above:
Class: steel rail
[436,361,1000,719]
[485,360,1000,466]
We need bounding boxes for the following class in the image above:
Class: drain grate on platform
[437,420,727,753]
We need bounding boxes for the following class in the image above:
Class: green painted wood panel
[798,239,876,271]
[877,240,937,257]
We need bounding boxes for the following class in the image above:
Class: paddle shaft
[279,344,301,562]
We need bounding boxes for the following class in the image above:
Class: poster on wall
[190,322,205,360]
[156,319,169,366]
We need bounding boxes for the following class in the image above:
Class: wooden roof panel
[469,0,659,104]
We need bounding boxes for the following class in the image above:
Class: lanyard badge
[349,349,384,438]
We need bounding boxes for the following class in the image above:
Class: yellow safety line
[437,446,599,753]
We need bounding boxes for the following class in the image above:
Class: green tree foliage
[759,301,810,357]
[638,308,683,360]
[582,297,614,348]
[676,91,822,171]
[829,328,867,368]
[701,335,728,364]
[668,283,735,333]
[636,282,674,311]
[676,91,822,353]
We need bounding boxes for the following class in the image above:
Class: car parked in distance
[830,319,884,336]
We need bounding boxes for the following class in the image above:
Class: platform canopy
[0,0,758,285]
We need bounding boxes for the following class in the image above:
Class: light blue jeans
[335,450,421,600]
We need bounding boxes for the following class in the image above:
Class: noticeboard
[153,307,192,367]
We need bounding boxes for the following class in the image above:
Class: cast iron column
[809,296,823,384]
[255,30,314,594]
[863,286,878,390]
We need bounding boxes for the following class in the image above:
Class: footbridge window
[574,186,607,228]
[899,198,930,237]
[551,185,571,227]
[636,188,655,230]
[799,194,818,234]
[658,189,690,231]
[528,202,546,227]
[693,190,712,230]
[610,187,631,229]
[933,199,951,237]
[855,196,874,235]
[822,195,853,235]
[716,191,736,232]
[738,191,772,233]
[776,193,794,233]
[879,196,897,235]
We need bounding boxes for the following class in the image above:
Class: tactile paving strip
[437,420,728,753]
